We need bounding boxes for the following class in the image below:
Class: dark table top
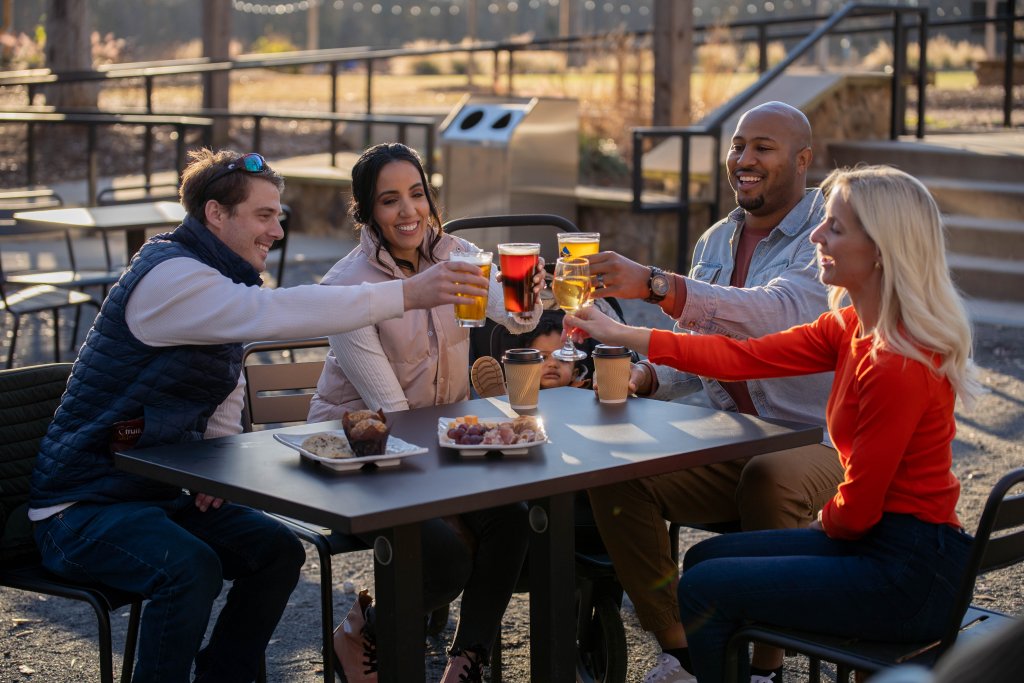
[116,387,822,535]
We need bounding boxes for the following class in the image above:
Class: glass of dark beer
[497,243,540,316]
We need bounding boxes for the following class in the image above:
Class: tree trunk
[45,0,99,108]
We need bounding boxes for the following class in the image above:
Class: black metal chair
[0,363,143,683]
[724,467,1024,683]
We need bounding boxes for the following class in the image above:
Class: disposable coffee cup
[502,348,544,411]
[593,344,632,404]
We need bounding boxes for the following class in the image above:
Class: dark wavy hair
[349,142,444,274]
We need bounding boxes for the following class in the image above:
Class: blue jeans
[677,514,973,682]
[34,493,305,683]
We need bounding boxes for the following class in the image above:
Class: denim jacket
[649,189,833,445]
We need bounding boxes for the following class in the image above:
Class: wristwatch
[645,267,671,304]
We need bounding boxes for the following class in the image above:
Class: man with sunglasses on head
[27,149,490,683]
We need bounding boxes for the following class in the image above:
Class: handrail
[630,1,933,273]
[0,106,437,190]
[0,111,213,202]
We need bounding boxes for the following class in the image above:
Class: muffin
[342,408,390,457]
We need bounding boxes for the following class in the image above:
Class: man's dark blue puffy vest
[30,215,263,508]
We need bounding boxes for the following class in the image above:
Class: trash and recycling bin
[439,95,579,252]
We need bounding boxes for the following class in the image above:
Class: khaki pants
[588,443,844,632]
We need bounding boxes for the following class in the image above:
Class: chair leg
[51,307,61,363]
[808,655,821,682]
[120,600,143,683]
[307,535,336,683]
[72,300,83,351]
[77,591,116,683]
[6,314,19,368]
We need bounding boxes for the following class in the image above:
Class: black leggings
[358,502,530,655]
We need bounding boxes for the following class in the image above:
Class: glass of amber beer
[497,243,540,316]
[450,250,492,327]
[557,232,600,260]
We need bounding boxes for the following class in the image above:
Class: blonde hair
[820,165,980,405]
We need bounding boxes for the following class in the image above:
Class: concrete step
[963,297,1024,328]
[945,215,1024,261]
[827,139,1024,184]
[924,177,1024,222]
[948,253,1024,303]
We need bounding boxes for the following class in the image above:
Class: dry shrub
[862,35,989,71]
[0,30,46,70]
[392,39,494,76]
[693,26,744,121]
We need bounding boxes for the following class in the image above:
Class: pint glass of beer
[557,232,600,260]
[497,243,540,315]
[450,250,492,327]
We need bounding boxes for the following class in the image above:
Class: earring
[874,261,882,270]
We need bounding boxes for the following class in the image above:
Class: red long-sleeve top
[648,306,961,540]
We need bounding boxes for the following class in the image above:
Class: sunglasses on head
[201,152,267,199]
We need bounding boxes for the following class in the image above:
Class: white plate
[437,417,548,457]
[274,430,428,471]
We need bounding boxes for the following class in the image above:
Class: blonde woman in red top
[566,165,980,682]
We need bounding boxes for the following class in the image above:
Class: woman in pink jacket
[311,143,543,683]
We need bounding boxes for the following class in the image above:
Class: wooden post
[652,0,692,127]
[466,0,477,88]
[307,0,320,51]
[202,0,231,149]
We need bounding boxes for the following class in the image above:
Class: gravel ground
[1,267,1022,682]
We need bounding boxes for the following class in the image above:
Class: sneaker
[440,646,486,683]
[471,356,506,398]
[643,652,697,683]
[333,590,377,682]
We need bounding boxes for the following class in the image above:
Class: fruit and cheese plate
[437,415,548,457]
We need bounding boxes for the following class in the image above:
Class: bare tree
[45,0,99,107]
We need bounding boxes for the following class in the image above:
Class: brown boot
[333,590,377,682]
[440,646,485,683]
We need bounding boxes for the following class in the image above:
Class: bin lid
[440,102,532,145]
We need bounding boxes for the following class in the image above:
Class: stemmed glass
[551,257,592,362]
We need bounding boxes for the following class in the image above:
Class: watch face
[652,275,670,296]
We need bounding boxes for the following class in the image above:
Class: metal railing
[0,111,212,201]
[630,1,937,273]
[0,106,436,198]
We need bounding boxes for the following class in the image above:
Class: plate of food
[275,430,428,471]
[438,415,548,457]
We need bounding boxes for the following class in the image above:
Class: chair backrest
[95,182,180,206]
[241,337,329,430]
[0,363,73,562]
[942,467,1024,652]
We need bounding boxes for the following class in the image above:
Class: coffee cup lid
[592,344,631,358]
[503,348,543,364]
